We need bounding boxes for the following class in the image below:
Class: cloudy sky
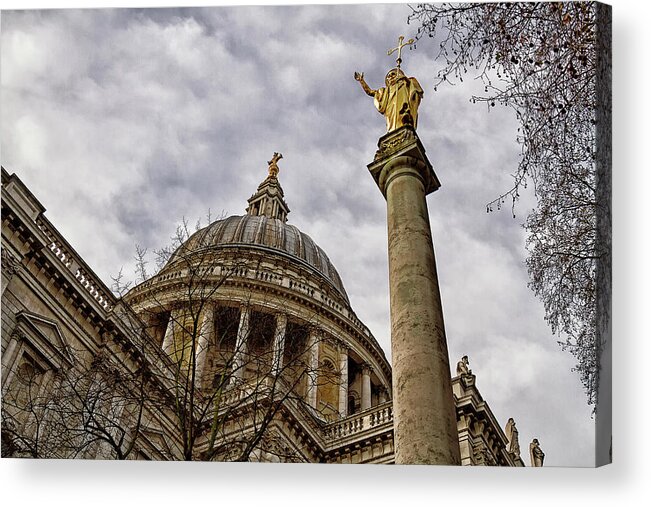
[1,4,596,467]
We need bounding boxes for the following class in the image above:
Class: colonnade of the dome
[137,299,388,421]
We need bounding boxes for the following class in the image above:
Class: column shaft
[305,330,320,409]
[195,306,215,383]
[338,348,348,417]
[361,365,372,411]
[384,159,461,465]
[161,312,176,355]
[232,306,250,380]
[271,313,287,376]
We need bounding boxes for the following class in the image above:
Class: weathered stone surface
[368,128,461,465]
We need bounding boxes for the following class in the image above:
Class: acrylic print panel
[1,2,610,466]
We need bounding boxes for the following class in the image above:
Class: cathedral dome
[168,214,349,303]
[122,159,392,423]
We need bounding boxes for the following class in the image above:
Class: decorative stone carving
[373,126,417,161]
[1,248,21,273]
[473,442,497,466]
[1,248,22,294]
[529,438,545,467]
[255,432,299,463]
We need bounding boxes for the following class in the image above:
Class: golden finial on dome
[267,152,283,178]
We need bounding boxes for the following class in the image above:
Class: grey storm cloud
[1,4,595,466]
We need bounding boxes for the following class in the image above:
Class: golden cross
[387,35,415,69]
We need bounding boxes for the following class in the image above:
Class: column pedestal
[367,125,461,465]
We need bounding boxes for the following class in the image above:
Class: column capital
[367,126,440,198]
[361,362,373,375]
[335,338,350,352]
[308,326,323,341]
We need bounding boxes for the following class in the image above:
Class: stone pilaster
[195,306,215,382]
[232,305,251,381]
[1,333,21,386]
[338,344,349,417]
[361,363,372,411]
[305,329,320,409]
[271,313,287,376]
[378,386,389,404]
[161,312,176,356]
[367,125,460,465]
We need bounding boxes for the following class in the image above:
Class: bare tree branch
[409,2,610,405]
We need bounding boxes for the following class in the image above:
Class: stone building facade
[1,166,528,465]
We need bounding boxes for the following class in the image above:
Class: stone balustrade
[35,216,114,311]
[323,401,393,442]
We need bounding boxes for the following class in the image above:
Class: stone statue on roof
[505,417,521,457]
[456,355,472,376]
[529,438,545,467]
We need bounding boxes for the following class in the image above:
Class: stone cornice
[2,171,116,317]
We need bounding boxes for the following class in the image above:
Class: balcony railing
[323,401,393,442]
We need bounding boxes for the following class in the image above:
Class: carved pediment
[140,427,174,460]
[13,311,75,369]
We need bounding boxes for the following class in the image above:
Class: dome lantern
[245,153,291,223]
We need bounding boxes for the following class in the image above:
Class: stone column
[195,306,215,383]
[367,126,461,465]
[338,344,349,417]
[1,334,21,385]
[161,312,176,356]
[271,313,287,376]
[361,364,372,411]
[305,329,320,409]
[378,386,389,404]
[232,305,251,381]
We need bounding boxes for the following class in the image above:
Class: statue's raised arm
[354,72,376,98]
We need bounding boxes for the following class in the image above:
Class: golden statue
[267,152,283,178]
[355,36,424,132]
